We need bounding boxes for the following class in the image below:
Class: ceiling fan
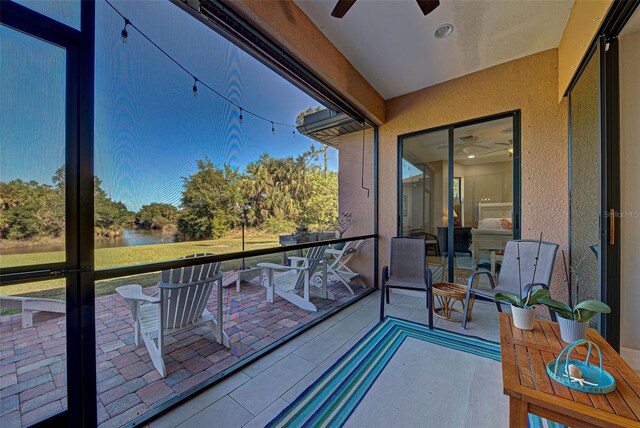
[437,135,492,153]
[473,139,514,158]
[331,0,440,18]
[436,135,514,158]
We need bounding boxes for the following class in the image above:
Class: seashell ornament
[568,364,582,379]
[566,363,597,386]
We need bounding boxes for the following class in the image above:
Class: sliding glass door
[452,117,517,284]
[399,112,521,285]
[0,23,70,425]
[1,2,96,426]
[568,44,601,324]
[618,4,640,366]
[567,35,621,346]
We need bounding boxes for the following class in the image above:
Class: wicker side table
[432,282,474,322]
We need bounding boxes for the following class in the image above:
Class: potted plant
[331,212,352,250]
[539,251,611,342]
[495,236,549,330]
[290,224,312,243]
[495,289,550,330]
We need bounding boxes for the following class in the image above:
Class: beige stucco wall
[557,0,613,101]
[378,49,569,302]
[337,129,376,287]
[226,0,385,125]
[232,1,571,302]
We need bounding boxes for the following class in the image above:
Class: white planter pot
[557,316,588,343]
[511,305,536,330]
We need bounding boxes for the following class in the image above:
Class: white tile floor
[147,291,503,428]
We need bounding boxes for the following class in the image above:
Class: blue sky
[1,1,337,211]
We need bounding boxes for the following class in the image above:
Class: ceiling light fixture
[467,155,475,159]
[434,23,453,39]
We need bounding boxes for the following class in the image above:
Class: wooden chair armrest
[287,256,307,267]
[116,285,160,304]
[257,262,305,271]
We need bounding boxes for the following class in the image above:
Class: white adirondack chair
[116,259,229,378]
[0,296,65,328]
[257,245,331,312]
[325,240,366,295]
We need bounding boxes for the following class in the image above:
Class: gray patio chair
[409,231,441,256]
[379,236,433,329]
[461,239,559,329]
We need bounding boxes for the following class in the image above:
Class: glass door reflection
[453,117,515,287]
[400,114,518,287]
[401,129,449,282]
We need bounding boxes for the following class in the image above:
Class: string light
[121,18,130,44]
[105,0,298,135]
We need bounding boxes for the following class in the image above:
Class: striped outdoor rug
[267,316,567,428]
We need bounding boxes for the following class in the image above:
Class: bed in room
[470,202,513,273]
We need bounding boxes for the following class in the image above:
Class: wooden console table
[498,313,640,427]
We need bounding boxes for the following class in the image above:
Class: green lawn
[1,236,282,306]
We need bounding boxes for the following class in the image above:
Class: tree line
[0,167,133,241]
[0,147,338,243]
[175,146,337,240]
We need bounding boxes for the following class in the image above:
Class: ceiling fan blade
[477,148,512,157]
[331,0,357,18]
[416,0,440,16]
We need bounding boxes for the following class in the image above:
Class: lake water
[0,228,171,255]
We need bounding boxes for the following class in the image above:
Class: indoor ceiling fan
[438,135,491,153]
[437,135,513,157]
[331,0,440,18]
[472,139,514,158]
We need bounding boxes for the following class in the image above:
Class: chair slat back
[294,245,328,290]
[498,240,559,294]
[159,253,220,330]
[389,237,426,283]
[332,240,365,268]
[345,239,365,254]
[185,253,221,277]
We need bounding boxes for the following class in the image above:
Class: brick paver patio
[0,275,366,427]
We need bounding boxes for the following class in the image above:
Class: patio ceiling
[295,0,574,99]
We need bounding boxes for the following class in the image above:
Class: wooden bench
[0,296,65,328]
